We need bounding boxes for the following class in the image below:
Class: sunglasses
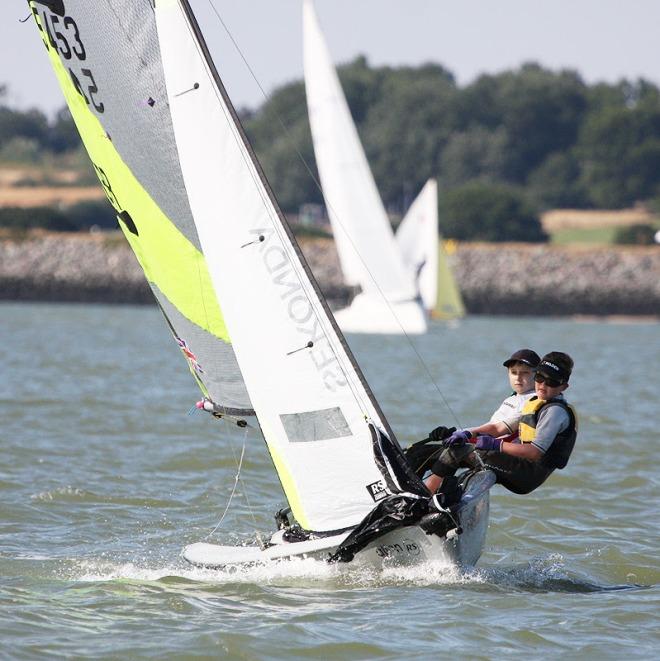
[534,373,563,388]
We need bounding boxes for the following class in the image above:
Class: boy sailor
[406,349,539,477]
[489,348,540,440]
[425,352,577,495]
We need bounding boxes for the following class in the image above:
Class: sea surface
[1,302,658,659]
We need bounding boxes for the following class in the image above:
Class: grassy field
[549,226,620,245]
[0,163,103,209]
[542,207,659,245]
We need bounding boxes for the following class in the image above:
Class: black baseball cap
[537,352,573,383]
[503,349,540,368]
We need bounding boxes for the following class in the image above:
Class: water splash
[31,486,87,501]
[473,553,646,593]
[61,553,487,589]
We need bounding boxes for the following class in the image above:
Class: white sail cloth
[396,179,439,312]
[156,0,397,532]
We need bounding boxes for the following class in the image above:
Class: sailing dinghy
[28,0,493,569]
[396,179,466,320]
[303,0,427,335]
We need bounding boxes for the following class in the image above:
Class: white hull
[333,293,428,335]
[183,471,494,570]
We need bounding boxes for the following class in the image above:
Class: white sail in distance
[302,0,427,334]
[396,179,439,312]
[397,179,465,319]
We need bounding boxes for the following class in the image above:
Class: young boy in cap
[424,351,577,495]
[489,348,540,438]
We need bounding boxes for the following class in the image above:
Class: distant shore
[0,231,658,316]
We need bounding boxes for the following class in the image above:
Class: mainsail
[396,179,465,319]
[28,0,421,533]
[302,0,427,333]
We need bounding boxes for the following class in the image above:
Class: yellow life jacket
[519,396,577,469]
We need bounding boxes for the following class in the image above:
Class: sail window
[280,407,351,443]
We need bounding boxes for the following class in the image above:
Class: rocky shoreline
[1,231,658,316]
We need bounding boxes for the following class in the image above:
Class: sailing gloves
[474,435,503,452]
[445,429,473,446]
[443,430,503,451]
[428,425,456,442]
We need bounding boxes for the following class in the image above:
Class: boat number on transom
[376,539,421,559]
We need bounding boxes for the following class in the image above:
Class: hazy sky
[3,0,659,116]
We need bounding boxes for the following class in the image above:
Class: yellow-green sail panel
[434,239,466,320]
[29,0,252,413]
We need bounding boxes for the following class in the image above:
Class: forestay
[302,0,416,302]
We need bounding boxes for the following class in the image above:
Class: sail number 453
[31,3,104,113]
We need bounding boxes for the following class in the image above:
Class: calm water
[1,302,658,659]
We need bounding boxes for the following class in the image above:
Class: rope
[203,420,267,549]
[205,436,245,539]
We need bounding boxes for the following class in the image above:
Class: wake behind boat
[28,0,493,571]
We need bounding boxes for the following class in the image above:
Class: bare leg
[424,473,443,494]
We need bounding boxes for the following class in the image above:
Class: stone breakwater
[1,232,658,316]
[453,242,660,316]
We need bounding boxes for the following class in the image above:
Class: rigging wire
[198,0,463,428]
[205,418,266,548]
[204,431,245,540]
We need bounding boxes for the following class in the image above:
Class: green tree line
[2,62,660,242]
[0,86,80,156]
[242,59,660,213]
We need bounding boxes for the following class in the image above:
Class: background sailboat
[302,0,427,335]
[28,0,491,568]
[396,179,465,319]
[434,238,466,320]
